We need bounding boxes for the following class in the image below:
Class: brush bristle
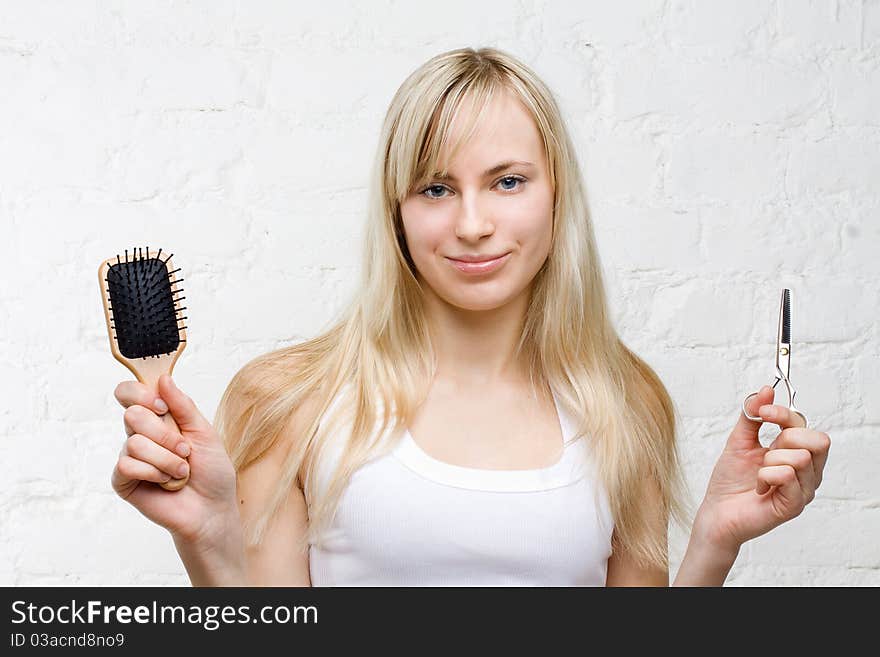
[106,247,187,359]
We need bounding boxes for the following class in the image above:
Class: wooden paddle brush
[98,246,190,491]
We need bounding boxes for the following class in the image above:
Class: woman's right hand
[112,373,240,549]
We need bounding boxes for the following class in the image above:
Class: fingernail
[760,405,775,418]
[176,442,190,457]
[177,463,189,478]
[155,398,169,414]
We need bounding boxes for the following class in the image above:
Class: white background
[1,0,878,585]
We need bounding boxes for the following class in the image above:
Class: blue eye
[422,184,449,199]
[497,175,525,191]
[420,175,527,199]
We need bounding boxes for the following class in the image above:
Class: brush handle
[157,401,190,491]
[138,362,190,491]
[123,357,191,491]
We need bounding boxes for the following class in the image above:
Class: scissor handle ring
[742,392,762,421]
[790,407,808,428]
[742,392,809,427]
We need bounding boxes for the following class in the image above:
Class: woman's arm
[605,476,670,586]
[236,438,312,586]
[615,392,831,586]
[604,474,741,586]
[171,377,316,587]
[233,385,319,587]
[605,531,669,586]
[671,516,739,586]
[672,389,831,586]
[605,519,740,586]
[170,441,312,587]
[173,520,248,586]
[605,525,739,587]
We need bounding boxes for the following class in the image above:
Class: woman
[111,47,831,586]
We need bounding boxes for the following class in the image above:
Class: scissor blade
[781,288,790,344]
[776,288,792,379]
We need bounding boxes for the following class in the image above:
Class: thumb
[727,384,775,450]
[157,374,212,434]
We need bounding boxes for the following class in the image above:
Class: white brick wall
[1,1,876,586]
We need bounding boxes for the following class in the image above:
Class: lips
[448,253,510,263]
[446,252,511,274]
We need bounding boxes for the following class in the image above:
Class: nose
[453,193,495,241]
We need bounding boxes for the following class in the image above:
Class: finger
[763,448,817,501]
[123,405,191,458]
[756,465,805,515]
[115,380,171,415]
[115,454,174,485]
[769,428,832,487]
[728,385,776,450]
[157,374,212,434]
[125,433,190,481]
[757,403,806,429]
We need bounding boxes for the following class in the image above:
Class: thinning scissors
[742,288,808,428]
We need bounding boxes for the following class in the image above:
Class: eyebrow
[430,160,535,182]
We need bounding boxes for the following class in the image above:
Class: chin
[436,283,520,312]
[449,298,508,312]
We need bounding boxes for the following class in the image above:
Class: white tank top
[305,385,614,586]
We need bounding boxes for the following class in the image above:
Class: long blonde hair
[214,46,694,571]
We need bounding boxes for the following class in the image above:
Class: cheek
[401,216,446,258]
[511,195,554,257]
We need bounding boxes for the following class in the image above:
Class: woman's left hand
[694,385,832,555]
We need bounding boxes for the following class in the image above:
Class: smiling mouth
[445,252,512,274]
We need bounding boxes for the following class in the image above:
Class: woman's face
[399,90,554,312]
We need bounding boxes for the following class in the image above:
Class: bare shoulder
[224,349,323,472]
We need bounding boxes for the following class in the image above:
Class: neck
[420,282,533,388]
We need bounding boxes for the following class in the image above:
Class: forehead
[435,89,544,170]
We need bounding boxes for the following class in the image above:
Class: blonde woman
[111,47,831,586]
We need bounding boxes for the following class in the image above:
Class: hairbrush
[98,246,190,491]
